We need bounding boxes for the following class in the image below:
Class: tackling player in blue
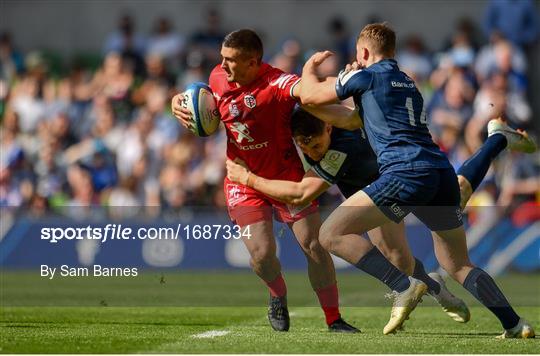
[294,22,535,338]
[227,106,535,334]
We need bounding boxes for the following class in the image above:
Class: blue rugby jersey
[335,59,452,174]
[304,127,379,198]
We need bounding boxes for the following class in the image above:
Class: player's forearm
[298,67,324,104]
[248,175,306,205]
[300,52,334,105]
[302,104,363,130]
[299,73,336,105]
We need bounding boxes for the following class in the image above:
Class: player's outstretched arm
[302,103,363,130]
[226,159,330,206]
[299,51,340,105]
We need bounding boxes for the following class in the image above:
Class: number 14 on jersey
[405,97,428,127]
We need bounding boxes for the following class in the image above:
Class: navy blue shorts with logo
[362,168,463,231]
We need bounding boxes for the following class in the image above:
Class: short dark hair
[291,108,326,144]
[358,22,396,57]
[223,29,263,62]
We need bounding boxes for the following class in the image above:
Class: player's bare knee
[249,246,276,268]
[318,229,335,253]
[300,238,326,259]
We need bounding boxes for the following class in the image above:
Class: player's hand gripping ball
[180,83,221,137]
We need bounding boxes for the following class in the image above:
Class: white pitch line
[191,312,297,340]
[191,330,230,339]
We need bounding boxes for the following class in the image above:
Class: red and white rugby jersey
[209,63,304,180]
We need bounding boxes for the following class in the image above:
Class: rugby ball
[181,82,221,137]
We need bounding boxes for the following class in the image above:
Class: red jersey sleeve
[268,69,301,103]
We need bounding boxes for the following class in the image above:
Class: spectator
[0,32,25,83]
[270,38,302,75]
[159,162,188,209]
[10,75,46,134]
[427,70,475,137]
[447,30,476,73]
[396,34,432,85]
[189,8,226,72]
[474,71,531,126]
[0,13,536,224]
[497,152,540,223]
[483,0,540,49]
[327,16,354,68]
[131,53,176,106]
[108,176,141,218]
[315,49,340,78]
[475,34,527,84]
[78,52,135,122]
[81,149,118,193]
[466,70,532,151]
[489,40,528,93]
[0,168,24,208]
[66,165,98,208]
[146,17,185,67]
[176,49,207,90]
[115,108,151,179]
[90,96,125,152]
[430,19,481,94]
[48,111,78,150]
[33,143,64,200]
[441,17,482,53]
[103,14,146,57]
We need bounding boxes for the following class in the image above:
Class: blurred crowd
[1,1,539,224]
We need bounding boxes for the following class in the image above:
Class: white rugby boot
[428,272,471,323]
[497,318,536,339]
[487,118,537,153]
[383,277,428,335]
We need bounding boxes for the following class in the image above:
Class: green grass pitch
[1,271,539,353]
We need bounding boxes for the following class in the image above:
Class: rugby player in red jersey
[172,29,359,333]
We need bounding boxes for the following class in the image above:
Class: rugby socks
[457,134,507,191]
[354,247,410,293]
[413,258,441,294]
[266,273,287,298]
[463,267,520,329]
[315,283,341,325]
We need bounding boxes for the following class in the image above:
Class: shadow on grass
[2,320,226,327]
[2,324,41,328]
[401,331,505,338]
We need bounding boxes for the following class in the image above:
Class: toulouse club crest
[244,94,256,109]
